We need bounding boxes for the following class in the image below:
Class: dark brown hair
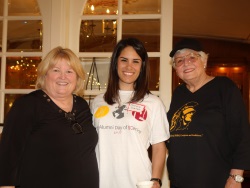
[104,38,150,105]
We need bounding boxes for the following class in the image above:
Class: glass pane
[122,19,160,52]
[0,21,2,52]
[7,20,42,52]
[149,57,159,91]
[80,57,110,90]
[123,0,161,14]
[5,56,41,89]
[4,94,24,119]
[80,20,117,52]
[83,0,118,15]
[0,0,3,15]
[80,57,159,91]
[8,0,41,16]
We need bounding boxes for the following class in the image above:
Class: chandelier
[84,0,139,15]
[80,19,117,52]
[87,0,138,7]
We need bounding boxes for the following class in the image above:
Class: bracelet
[150,178,162,187]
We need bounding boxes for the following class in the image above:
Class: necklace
[187,75,214,93]
[118,90,134,107]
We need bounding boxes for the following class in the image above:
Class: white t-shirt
[91,91,170,188]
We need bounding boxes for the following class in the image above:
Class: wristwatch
[150,178,162,187]
[229,174,244,183]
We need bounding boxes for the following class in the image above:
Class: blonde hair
[35,46,85,96]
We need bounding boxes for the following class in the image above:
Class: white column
[68,0,87,52]
[160,0,173,187]
[159,0,173,110]
[37,0,52,54]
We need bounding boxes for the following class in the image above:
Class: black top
[0,90,99,188]
[167,76,250,188]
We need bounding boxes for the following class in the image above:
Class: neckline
[119,90,134,93]
[185,76,215,93]
[184,76,216,94]
[41,90,77,115]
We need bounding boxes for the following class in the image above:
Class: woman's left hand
[152,181,161,188]
[225,177,242,188]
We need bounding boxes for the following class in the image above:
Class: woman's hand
[225,169,244,188]
[0,186,15,188]
[152,180,161,188]
[225,177,242,188]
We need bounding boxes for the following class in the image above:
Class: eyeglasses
[173,53,201,67]
[65,112,84,134]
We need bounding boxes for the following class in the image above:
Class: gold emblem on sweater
[170,101,198,131]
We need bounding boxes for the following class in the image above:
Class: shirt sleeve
[150,96,170,145]
[0,95,35,185]
[224,79,250,170]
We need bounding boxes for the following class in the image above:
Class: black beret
[169,38,203,57]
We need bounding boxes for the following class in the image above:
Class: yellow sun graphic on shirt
[94,106,109,118]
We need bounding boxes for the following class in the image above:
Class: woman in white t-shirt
[92,38,170,188]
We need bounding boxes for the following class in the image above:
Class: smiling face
[44,58,77,99]
[117,46,142,90]
[174,49,207,83]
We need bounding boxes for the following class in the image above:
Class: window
[79,0,171,104]
[0,0,173,125]
[0,0,42,122]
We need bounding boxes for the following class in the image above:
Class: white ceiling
[173,0,250,44]
[4,0,250,45]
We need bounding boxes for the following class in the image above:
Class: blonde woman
[0,47,99,188]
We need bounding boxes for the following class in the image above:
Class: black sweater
[167,76,250,188]
[0,90,99,188]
